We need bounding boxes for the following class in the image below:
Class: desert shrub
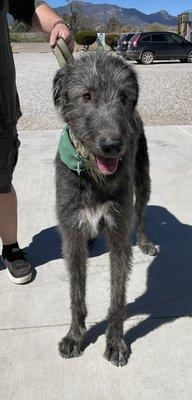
[10,20,28,32]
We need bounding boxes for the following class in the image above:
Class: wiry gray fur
[53,51,157,367]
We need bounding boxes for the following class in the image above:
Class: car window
[166,33,183,43]
[151,34,165,42]
[126,34,134,41]
[140,35,151,42]
[119,35,126,42]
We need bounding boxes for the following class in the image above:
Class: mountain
[55,2,177,27]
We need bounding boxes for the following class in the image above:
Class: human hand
[50,21,74,52]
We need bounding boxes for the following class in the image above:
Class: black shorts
[0,125,20,193]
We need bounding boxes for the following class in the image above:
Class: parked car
[116,33,135,57]
[126,32,192,64]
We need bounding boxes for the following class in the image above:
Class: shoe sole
[7,268,32,284]
[1,256,32,285]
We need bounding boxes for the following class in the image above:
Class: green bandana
[58,124,88,175]
[58,124,106,184]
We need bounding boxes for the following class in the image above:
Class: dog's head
[53,51,139,176]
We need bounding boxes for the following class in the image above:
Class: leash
[53,39,104,183]
[52,37,74,67]
[53,39,88,175]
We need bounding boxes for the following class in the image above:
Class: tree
[65,0,82,34]
[121,25,140,33]
[10,20,28,32]
[147,23,169,32]
[64,0,97,34]
[105,15,122,33]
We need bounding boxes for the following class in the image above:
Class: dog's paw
[104,339,131,367]
[139,239,158,256]
[59,336,82,359]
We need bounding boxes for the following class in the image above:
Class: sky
[47,0,192,16]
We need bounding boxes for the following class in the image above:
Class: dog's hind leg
[59,231,87,359]
[104,220,132,367]
[135,132,157,256]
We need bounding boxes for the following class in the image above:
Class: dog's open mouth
[96,156,119,175]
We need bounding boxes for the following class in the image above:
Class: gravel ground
[14,52,192,130]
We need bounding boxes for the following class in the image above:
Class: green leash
[52,37,74,67]
[53,40,101,180]
[53,39,84,172]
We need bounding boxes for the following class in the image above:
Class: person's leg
[0,186,17,245]
[0,126,32,284]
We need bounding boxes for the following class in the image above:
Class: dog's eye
[83,92,91,101]
[120,93,127,103]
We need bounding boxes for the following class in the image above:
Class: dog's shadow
[1,205,191,355]
[83,205,192,351]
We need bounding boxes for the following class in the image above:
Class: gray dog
[53,51,157,367]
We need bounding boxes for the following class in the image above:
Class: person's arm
[32,3,73,50]
[9,1,73,51]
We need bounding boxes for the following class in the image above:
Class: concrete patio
[0,125,192,400]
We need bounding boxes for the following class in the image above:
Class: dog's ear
[131,80,139,109]
[53,68,68,109]
[133,98,138,108]
[123,63,139,109]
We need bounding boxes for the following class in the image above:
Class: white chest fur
[79,202,116,239]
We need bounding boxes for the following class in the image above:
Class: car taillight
[132,38,139,47]
[130,35,140,47]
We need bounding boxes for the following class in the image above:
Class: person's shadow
[0,224,108,271]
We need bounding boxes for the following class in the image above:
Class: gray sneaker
[2,251,32,284]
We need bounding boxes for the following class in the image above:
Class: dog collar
[58,124,88,175]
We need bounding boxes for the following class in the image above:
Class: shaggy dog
[53,51,156,367]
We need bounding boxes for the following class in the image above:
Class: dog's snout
[100,138,123,155]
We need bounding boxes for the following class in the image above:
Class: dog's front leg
[105,223,132,367]
[59,232,87,359]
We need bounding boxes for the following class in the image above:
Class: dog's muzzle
[95,138,125,175]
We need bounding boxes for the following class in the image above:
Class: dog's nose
[100,138,123,155]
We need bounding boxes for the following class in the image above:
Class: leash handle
[52,38,74,67]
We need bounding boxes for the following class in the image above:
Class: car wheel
[141,51,154,65]
[187,50,192,63]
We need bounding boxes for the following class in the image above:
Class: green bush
[75,30,97,50]
[9,33,21,42]
[10,32,48,43]
[105,33,120,50]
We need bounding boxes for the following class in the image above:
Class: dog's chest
[79,202,115,239]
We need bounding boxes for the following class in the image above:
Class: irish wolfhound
[53,51,157,367]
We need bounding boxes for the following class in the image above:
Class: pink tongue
[96,157,119,175]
